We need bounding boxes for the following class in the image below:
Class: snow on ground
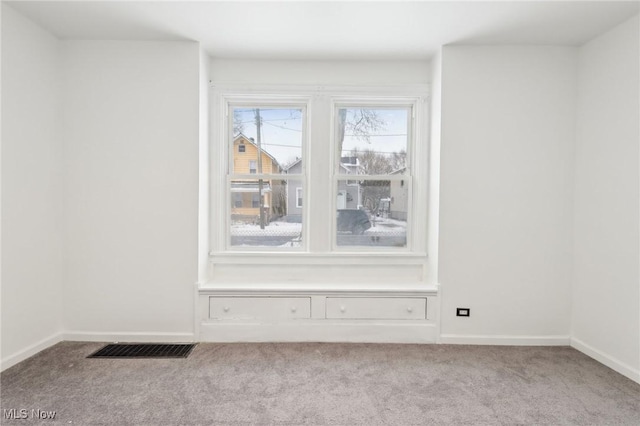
[230,217,406,248]
[365,217,407,234]
[230,220,302,236]
[230,217,405,237]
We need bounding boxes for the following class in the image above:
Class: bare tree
[338,110,397,215]
[360,180,390,216]
[350,148,406,216]
[389,149,407,172]
[233,110,244,136]
[352,148,394,174]
[271,179,288,218]
[337,108,386,157]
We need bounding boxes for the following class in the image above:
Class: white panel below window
[325,297,426,320]
[209,297,311,320]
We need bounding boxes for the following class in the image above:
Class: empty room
[1,1,639,424]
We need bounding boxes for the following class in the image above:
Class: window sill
[198,281,438,296]
[209,251,427,265]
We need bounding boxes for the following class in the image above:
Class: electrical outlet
[456,308,470,317]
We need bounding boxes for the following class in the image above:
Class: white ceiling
[7,1,640,60]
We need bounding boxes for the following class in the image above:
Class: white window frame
[331,100,418,252]
[209,85,429,265]
[217,96,310,252]
[248,160,257,174]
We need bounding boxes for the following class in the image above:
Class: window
[212,89,426,256]
[334,106,411,248]
[238,144,246,153]
[226,104,305,249]
[233,193,243,208]
[296,187,303,208]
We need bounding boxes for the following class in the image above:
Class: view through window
[228,106,304,248]
[335,107,410,248]
[224,101,414,251]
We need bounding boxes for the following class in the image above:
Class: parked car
[337,209,371,234]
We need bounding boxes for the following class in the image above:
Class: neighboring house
[389,167,408,221]
[231,134,284,221]
[284,156,361,222]
[283,158,303,222]
[337,156,362,210]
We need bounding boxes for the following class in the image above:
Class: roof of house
[285,156,359,173]
[283,157,302,172]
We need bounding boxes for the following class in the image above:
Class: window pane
[337,107,408,175]
[231,107,303,175]
[230,179,302,248]
[336,179,407,248]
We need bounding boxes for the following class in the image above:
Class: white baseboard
[1,333,64,372]
[63,331,196,343]
[200,322,437,343]
[439,334,571,346]
[571,337,640,384]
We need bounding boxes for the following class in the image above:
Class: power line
[238,117,302,124]
[264,122,302,132]
[263,142,302,149]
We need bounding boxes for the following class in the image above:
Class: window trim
[223,98,310,252]
[209,85,429,262]
[330,101,418,253]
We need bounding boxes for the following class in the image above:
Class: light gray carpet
[1,342,639,425]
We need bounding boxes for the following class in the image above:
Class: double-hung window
[333,105,412,249]
[211,88,427,259]
[226,102,306,250]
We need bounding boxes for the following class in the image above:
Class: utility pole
[255,108,265,229]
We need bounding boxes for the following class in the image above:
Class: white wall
[1,4,64,368]
[198,49,210,284]
[210,58,430,85]
[439,46,577,344]
[572,15,640,381]
[61,41,200,339]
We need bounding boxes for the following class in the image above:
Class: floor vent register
[88,343,196,359]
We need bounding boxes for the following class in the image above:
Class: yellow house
[231,134,284,220]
